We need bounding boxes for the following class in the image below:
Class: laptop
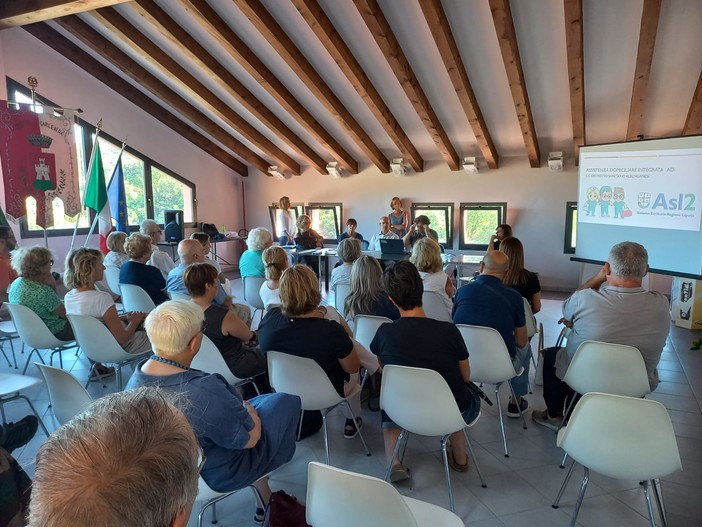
[379,238,405,256]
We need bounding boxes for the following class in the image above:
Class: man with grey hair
[141,219,176,278]
[534,241,670,430]
[28,387,200,527]
[368,215,399,251]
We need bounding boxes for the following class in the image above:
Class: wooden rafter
[626,0,662,141]
[233,0,390,173]
[353,0,460,171]
[563,0,585,163]
[53,16,273,175]
[292,0,424,172]
[489,0,540,168]
[90,7,300,175]
[131,0,326,175]
[0,0,128,28]
[179,0,358,175]
[22,23,247,175]
[683,70,702,135]
[418,0,499,169]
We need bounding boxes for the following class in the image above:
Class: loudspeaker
[164,210,184,242]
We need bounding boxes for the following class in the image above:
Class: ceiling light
[462,157,479,174]
[548,152,564,171]
[326,161,343,179]
[390,158,407,177]
[267,165,286,180]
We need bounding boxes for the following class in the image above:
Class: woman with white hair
[140,219,175,278]
[410,237,455,318]
[103,231,128,268]
[239,227,273,278]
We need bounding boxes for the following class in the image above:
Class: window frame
[564,201,577,254]
[410,202,454,249]
[305,202,342,243]
[268,202,304,240]
[458,202,507,251]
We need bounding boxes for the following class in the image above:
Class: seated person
[28,387,200,527]
[500,236,541,313]
[371,261,480,481]
[331,238,362,290]
[402,215,439,249]
[259,246,289,310]
[368,216,399,252]
[103,231,128,268]
[127,301,300,516]
[65,247,150,356]
[293,214,323,274]
[140,219,176,278]
[488,223,512,252]
[343,255,399,326]
[337,218,364,243]
[120,233,169,306]
[239,227,273,278]
[410,237,454,318]
[185,263,267,390]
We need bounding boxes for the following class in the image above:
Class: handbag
[262,490,310,527]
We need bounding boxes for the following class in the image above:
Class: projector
[390,158,407,177]
[548,152,564,171]
[462,157,479,174]
[267,166,286,180]
[326,161,343,179]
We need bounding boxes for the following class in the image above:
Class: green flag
[84,141,107,213]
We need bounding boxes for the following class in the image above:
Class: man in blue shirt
[452,251,530,418]
[167,239,228,304]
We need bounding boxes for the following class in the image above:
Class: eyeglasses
[151,230,162,235]
[200,321,208,333]
[197,446,206,474]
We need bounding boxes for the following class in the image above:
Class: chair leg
[321,411,330,465]
[22,348,44,375]
[384,430,406,481]
[463,429,486,488]
[18,394,49,436]
[508,380,528,430]
[652,478,668,527]
[211,502,218,524]
[116,365,123,391]
[568,467,589,527]
[440,436,455,512]
[342,400,371,457]
[296,409,304,441]
[9,338,17,369]
[560,451,569,469]
[552,459,577,508]
[558,393,577,432]
[0,345,11,367]
[494,384,509,457]
[642,480,657,527]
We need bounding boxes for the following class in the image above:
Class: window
[564,201,577,254]
[459,202,507,250]
[410,203,454,248]
[7,77,197,238]
[306,203,342,243]
[268,202,304,240]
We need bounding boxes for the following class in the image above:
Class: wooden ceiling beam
[0,0,129,28]
[353,0,460,171]
[682,71,702,135]
[233,0,389,172]
[488,0,541,168]
[626,0,662,141]
[131,0,326,174]
[418,0,499,169]
[563,0,585,164]
[90,7,300,175]
[292,0,424,172]
[180,0,358,175]
[22,23,247,175]
[53,16,272,175]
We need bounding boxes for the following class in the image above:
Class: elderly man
[402,215,439,249]
[534,241,670,430]
[28,387,200,527]
[0,226,18,306]
[452,251,531,418]
[368,216,399,251]
[141,219,176,278]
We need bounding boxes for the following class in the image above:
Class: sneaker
[344,417,362,439]
[506,398,529,418]
[390,463,412,483]
[89,364,115,382]
[0,416,38,453]
[532,410,562,432]
[253,506,265,525]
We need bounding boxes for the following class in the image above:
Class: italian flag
[84,141,112,254]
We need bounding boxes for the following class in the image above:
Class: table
[157,241,179,262]
[441,253,483,282]
[211,236,244,266]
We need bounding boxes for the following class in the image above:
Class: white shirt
[368,231,399,251]
[276,209,296,239]
[104,251,129,268]
[419,271,453,317]
[148,245,176,279]
[259,281,281,311]
[64,289,115,319]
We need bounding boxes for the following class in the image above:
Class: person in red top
[0,226,18,306]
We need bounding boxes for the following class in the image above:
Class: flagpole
[70,118,103,252]
[84,139,126,246]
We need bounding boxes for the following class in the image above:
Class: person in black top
[500,236,541,313]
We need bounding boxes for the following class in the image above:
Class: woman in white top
[330,238,362,291]
[259,246,289,310]
[140,219,176,279]
[410,237,455,318]
[103,231,129,268]
[64,247,151,355]
[276,196,296,246]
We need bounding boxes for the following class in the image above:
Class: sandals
[344,417,362,439]
[447,448,470,472]
[89,364,115,382]
[390,463,412,483]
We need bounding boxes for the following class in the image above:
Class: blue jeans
[510,341,532,398]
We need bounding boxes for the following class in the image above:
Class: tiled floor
[2,286,701,526]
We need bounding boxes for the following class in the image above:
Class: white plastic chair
[103,265,122,296]
[333,283,351,315]
[242,276,266,324]
[0,372,49,436]
[196,476,264,527]
[190,335,260,395]
[6,303,77,374]
[457,324,527,457]
[352,315,392,351]
[119,284,156,313]
[266,351,371,464]
[306,461,464,527]
[168,290,191,301]
[421,291,452,322]
[552,392,681,527]
[34,363,93,426]
[0,319,20,369]
[67,315,150,390]
[380,364,486,512]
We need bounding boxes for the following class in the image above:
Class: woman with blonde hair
[343,255,399,323]
[410,237,455,317]
[259,246,288,310]
[103,231,128,268]
[388,197,409,238]
[119,233,168,305]
[276,196,296,246]
[500,236,541,313]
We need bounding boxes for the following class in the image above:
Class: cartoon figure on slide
[599,185,612,217]
[613,187,628,218]
[584,186,599,216]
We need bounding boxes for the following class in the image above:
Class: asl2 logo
[637,193,696,210]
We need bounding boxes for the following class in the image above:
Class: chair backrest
[119,284,156,313]
[190,334,238,385]
[421,291,452,322]
[557,392,682,481]
[168,290,191,301]
[267,351,342,411]
[360,240,370,251]
[523,297,537,338]
[35,363,93,425]
[103,265,122,296]
[6,303,72,349]
[306,462,420,527]
[353,315,392,351]
[456,324,519,384]
[563,340,650,397]
[243,276,265,310]
[333,283,352,314]
[380,364,473,436]
[67,314,135,363]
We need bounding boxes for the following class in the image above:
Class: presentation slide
[576,136,702,278]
